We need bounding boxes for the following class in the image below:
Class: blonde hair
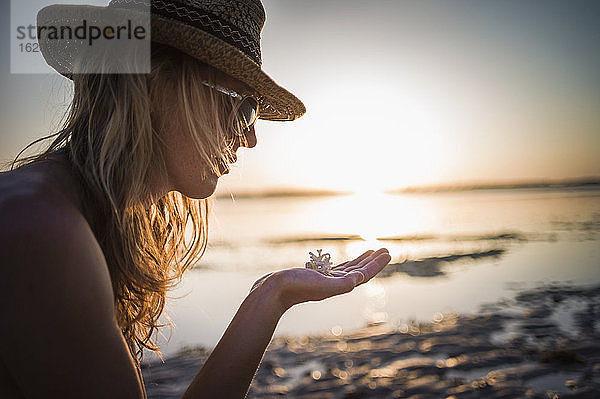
[10,43,249,370]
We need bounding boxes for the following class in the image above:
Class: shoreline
[143,283,600,398]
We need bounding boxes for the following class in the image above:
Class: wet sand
[142,283,600,398]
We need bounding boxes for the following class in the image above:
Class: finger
[335,248,386,271]
[332,250,373,270]
[328,270,347,277]
[359,253,392,283]
[347,252,391,286]
[344,248,389,272]
[311,252,390,298]
[332,261,349,270]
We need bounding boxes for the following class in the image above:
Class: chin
[181,174,219,199]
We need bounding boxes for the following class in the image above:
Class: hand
[251,248,391,313]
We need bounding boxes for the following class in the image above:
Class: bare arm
[182,277,283,398]
[182,248,391,399]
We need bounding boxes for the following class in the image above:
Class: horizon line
[215,176,600,199]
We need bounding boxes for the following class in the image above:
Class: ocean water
[143,186,600,361]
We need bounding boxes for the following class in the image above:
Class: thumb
[347,270,366,286]
[315,274,358,298]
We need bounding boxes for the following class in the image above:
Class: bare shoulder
[0,163,90,243]
[0,165,111,310]
[0,167,144,398]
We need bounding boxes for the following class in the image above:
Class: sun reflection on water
[362,280,388,325]
[308,190,435,258]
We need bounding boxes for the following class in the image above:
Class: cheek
[162,125,219,197]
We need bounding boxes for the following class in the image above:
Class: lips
[215,153,237,174]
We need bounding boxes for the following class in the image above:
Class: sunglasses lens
[235,97,258,133]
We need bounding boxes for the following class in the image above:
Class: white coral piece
[305,249,333,275]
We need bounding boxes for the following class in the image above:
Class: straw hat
[37,0,306,121]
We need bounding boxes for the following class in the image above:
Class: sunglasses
[200,80,260,137]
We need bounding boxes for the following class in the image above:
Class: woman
[0,0,391,397]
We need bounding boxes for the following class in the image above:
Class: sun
[294,76,448,194]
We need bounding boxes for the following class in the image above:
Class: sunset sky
[1,0,599,195]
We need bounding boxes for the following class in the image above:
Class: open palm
[251,248,391,311]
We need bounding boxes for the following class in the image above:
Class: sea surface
[142,186,600,362]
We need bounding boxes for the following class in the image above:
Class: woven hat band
[109,0,262,65]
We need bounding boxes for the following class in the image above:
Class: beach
[143,283,600,398]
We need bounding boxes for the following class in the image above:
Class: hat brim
[37,4,306,121]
